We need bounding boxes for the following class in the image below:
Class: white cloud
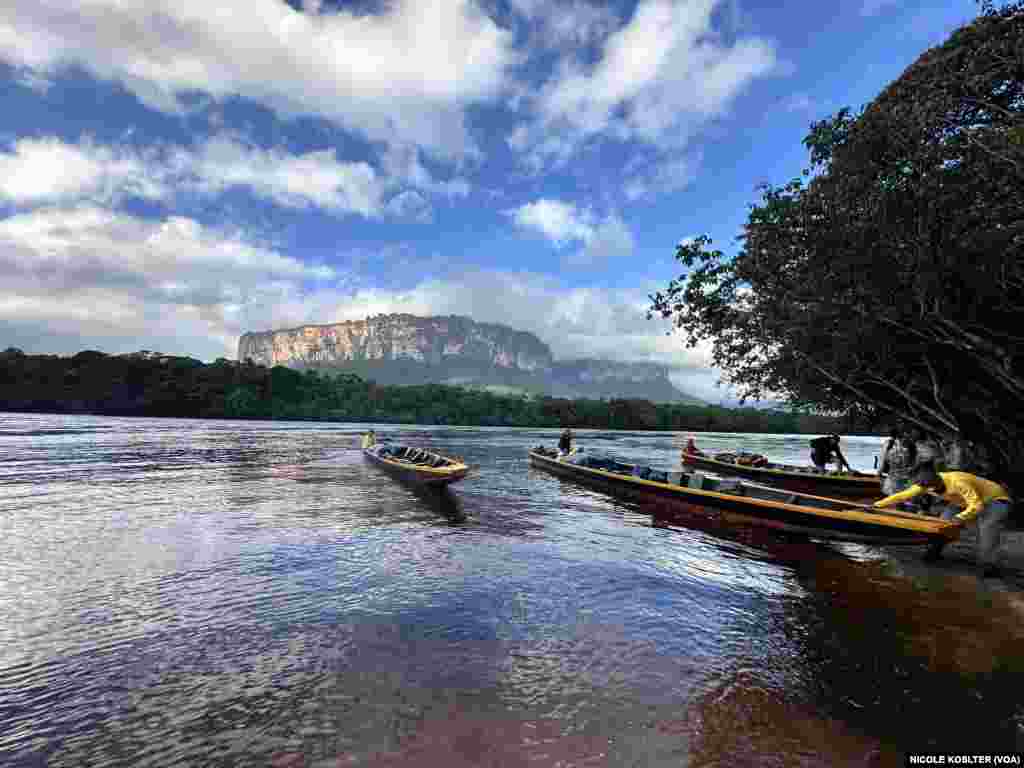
[0,137,167,205]
[179,137,385,216]
[508,198,595,245]
[0,0,515,160]
[507,198,634,265]
[516,0,776,169]
[0,135,467,220]
[511,0,621,49]
[0,205,343,360]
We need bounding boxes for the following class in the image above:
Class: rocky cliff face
[237,314,702,404]
[238,314,552,372]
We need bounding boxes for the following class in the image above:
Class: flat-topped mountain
[238,314,704,404]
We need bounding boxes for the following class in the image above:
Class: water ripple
[1,414,1023,766]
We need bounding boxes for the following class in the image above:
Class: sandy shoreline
[882,524,1024,590]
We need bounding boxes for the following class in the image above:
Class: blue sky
[0,0,977,402]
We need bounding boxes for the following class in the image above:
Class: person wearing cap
[873,461,1013,576]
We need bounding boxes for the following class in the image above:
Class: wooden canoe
[363,444,471,487]
[681,451,882,499]
[530,448,958,547]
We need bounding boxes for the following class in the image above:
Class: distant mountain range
[238,313,705,404]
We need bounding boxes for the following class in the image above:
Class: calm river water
[2,414,1023,767]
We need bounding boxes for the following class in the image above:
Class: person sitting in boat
[810,434,852,473]
[361,430,377,449]
[558,428,574,455]
[873,461,1013,577]
[879,424,917,495]
[682,437,704,457]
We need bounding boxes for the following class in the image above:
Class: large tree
[650,1,1024,492]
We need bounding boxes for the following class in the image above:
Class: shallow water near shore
[1,414,1022,767]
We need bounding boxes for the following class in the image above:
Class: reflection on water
[0,414,1021,767]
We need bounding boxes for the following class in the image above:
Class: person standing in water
[873,461,1013,576]
[361,430,377,449]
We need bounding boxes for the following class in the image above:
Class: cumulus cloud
[0,137,167,205]
[178,137,386,216]
[0,205,344,360]
[0,135,467,220]
[0,0,515,159]
[515,0,776,169]
[508,198,595,245]
[507,198,634,265]
[510,0,621,49]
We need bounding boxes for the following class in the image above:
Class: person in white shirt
[879,425,917,495]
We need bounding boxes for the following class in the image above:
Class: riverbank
[883,526,1024,590]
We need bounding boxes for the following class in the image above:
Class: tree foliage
[650,1,1024,491]
[0,349,849,435]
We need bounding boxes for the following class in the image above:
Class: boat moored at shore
[531,447,957,547]
[681,451,882,499]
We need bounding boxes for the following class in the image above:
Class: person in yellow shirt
[873,461,1013,576]
[361,430,377,449]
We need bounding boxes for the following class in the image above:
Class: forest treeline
[0,348,854,434]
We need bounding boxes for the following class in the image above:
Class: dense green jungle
[0,348,850,434]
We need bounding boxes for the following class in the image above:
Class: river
[1,414,1022,767]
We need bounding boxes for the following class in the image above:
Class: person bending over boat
[810,434,852,474]
[682,437,704,457]
[879,425,917,495]
[873,461,1013,577]
[361,430,377,449]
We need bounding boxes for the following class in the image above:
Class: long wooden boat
[363,443,471,487]
[681,451,881,499]
[530,448,958,547]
